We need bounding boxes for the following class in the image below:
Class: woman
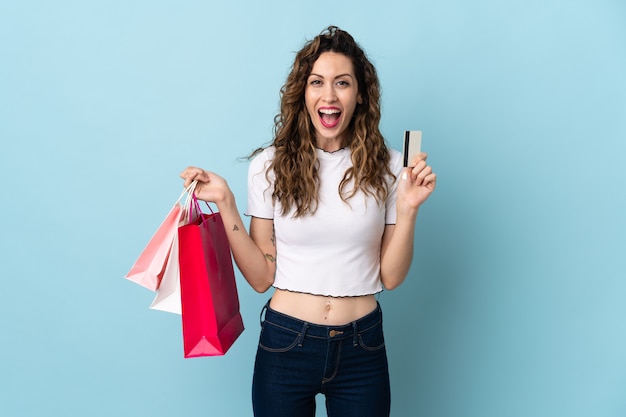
[181,26,436,417]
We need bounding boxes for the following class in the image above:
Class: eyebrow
[308,72,355,80]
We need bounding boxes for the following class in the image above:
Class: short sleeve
[385,149,404,225]
[245,147,275,219]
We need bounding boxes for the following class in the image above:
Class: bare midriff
[269,288,378,326]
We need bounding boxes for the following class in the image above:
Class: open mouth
[318,108,341,128]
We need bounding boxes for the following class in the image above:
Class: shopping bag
[149,233,182,314]
[178,202,244,357]
[125,182,196,291]
[149,182,201,314]
[125,204,182,291]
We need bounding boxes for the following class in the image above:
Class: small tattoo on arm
[271,228,275,247]
[264,253,276,263]
[233,224,239,232]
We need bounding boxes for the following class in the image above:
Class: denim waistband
[260,300,383,345]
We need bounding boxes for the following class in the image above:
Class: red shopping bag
[178,209,244,357]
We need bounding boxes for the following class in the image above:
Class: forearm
[380,210,418,290]
[215,193,275,293]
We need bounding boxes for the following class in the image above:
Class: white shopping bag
[149,234,182,314]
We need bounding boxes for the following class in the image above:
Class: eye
[309,79,322,86]
[337,80,350,87]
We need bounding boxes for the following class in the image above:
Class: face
[305,52,362,148]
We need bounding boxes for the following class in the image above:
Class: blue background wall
[1,1,625,416]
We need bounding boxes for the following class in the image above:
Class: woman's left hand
[396,152,437,214]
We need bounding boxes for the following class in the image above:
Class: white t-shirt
[245,146,404,297]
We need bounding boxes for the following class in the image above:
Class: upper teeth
[319,109,340,114]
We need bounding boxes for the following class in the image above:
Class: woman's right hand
[179,166,232,205]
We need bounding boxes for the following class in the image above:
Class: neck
[315,138,345,153]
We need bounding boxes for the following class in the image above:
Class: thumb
[400,167,412,182]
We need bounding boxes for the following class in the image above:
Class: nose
[322,84,337,103]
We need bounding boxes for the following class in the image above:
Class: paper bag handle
[178,180,199,225]
[190,193,215,228]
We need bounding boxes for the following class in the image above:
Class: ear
[357,94,363,104]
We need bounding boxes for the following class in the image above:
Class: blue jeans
[252,301,391,417]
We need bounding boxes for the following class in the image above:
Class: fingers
[423,173,437,190]
[179,166,211,188]
[403,153,435,186]
[409,152,427,167]
[413,163,432,185]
